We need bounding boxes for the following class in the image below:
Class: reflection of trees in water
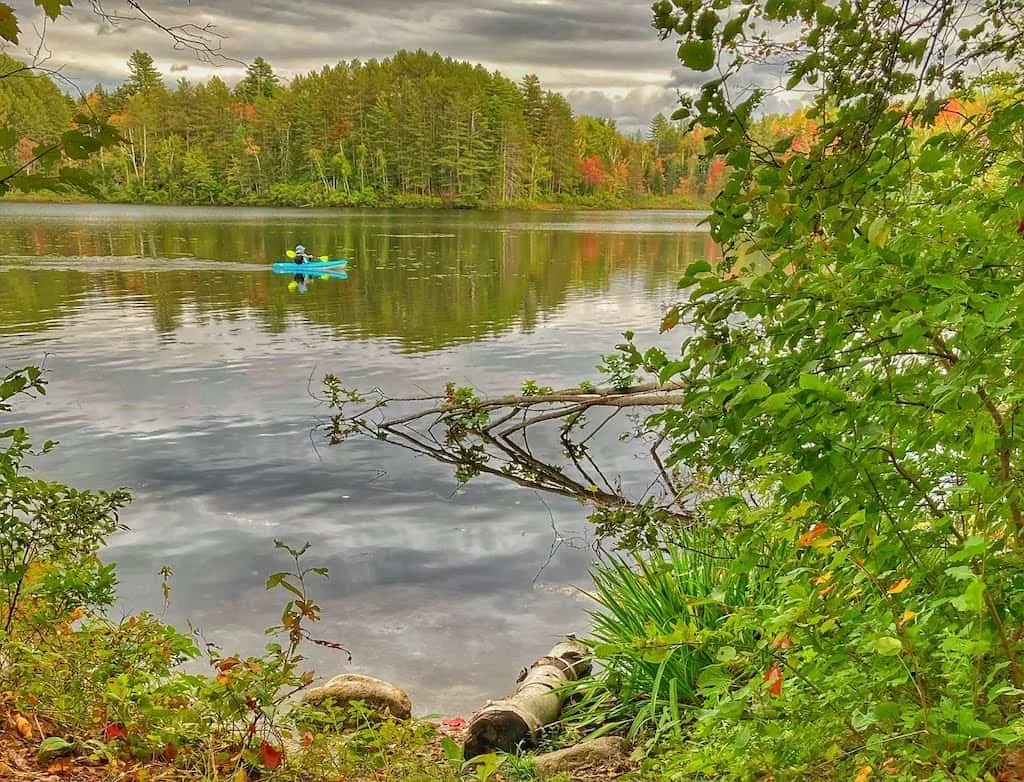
[0,215,717,350]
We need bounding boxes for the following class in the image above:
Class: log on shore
[301,673,412,724]
[463,637,591,759]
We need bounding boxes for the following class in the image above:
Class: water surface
[0,203,714,715]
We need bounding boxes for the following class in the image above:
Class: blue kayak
[272,259,349,273]
[273,268,348,280]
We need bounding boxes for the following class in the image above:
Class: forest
[1,49,733,208]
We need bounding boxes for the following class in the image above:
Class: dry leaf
[46,758,74,775]
[900,609,918,625]
[214,656,241,672]
[233,767,249,782]
[887,577,911,595]
[797,523,829,546]
[770,635,793,650]
[855,765,873,782]
[0,761,16,776]
[12,712,32,739]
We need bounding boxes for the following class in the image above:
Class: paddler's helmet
[296,245,305,253]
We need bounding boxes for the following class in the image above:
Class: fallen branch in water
[317,377,696,537]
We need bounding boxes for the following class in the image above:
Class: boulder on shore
[301,674,412,723]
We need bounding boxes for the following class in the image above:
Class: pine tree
[125,50,163,94]
[236,57,279,102]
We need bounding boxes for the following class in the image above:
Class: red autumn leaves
[763,666,784,697]
[103,722,128,741]
[259,740,283,770]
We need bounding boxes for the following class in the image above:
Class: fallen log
[533,736,630,778]
[463,637,591,759]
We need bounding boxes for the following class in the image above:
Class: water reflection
[0,204,717,350]
[0,203,715,715]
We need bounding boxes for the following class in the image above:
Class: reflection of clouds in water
[0,206,708,715]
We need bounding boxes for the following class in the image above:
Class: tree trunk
[463,637,590,759]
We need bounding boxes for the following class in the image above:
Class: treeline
[1,50,719,208]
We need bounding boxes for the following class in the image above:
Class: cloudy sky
[6,0,700,134]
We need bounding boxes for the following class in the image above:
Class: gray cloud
[566,85,685,134]
[5,0,685,130]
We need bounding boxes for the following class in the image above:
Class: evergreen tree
[520,74,545,142]
[236,57,279,102]
[125,50,163,94]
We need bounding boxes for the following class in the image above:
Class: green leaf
[678,40,715,71]
[34,0,71,20]
[732,380,771,405]
[874,701,901,723]
[95,123,122,147]
[37,736,75,762]
[695,9,719,38]
[950,535,987,562]
[867,216,890,246]
[873,637,903,656]
[781,471,813,492]
[31,142,62,168]
[440,736,462,768]
[798,373,844,401]
[946,565,975,581]
[463,752,503,781]
[679,259,712,287]
[798,373,827,393]
[0,2,19,43]
[721,15,745,42]
[917,145,945,172]
[0,126,17,149]
[924,274,965,293]
[716,645,738,662]
[760,390,795,413]
[61,130,101,160]
[696,664,730,695]
[953,579,986,613]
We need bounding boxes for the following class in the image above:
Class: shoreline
[0,193,711,213]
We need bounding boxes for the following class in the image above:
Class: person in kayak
[294,244,314,263]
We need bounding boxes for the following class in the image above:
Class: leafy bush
[0,367,131,635]
[566,0,1024,774]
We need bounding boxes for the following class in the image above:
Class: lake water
[0,203,714,716]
